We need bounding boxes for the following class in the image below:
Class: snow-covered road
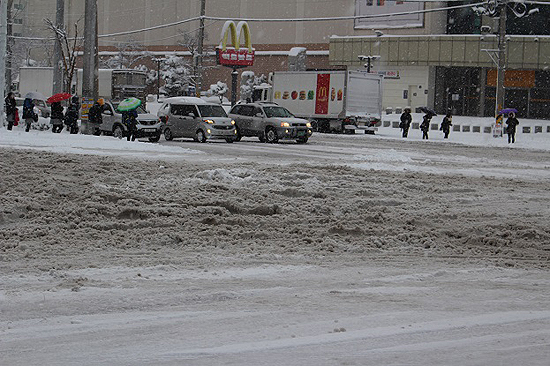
[1,125,549,365]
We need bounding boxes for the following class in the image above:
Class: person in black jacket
[22,98,36,132]
[505,112,520,144]
[50,101,64,133]
[440,113,453,139]
[420,113,432,140]
[88,99,104,135]
[122,109,138,141]
[4,92,17,130]
[399,107,412,138]
[64,96,80,134]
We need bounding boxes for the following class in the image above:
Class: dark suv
[229,102,312,143]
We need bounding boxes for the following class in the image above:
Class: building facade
[8,0,550,117]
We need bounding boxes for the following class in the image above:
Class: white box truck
[252,70,383,133]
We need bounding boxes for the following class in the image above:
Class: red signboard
[315,73,330,115]
[217,48,255,67]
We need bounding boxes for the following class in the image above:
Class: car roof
[163,97,208,105]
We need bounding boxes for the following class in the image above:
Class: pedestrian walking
[122,109,138,141]
[64,96,80,134]
[22,98,37,132]
[4,92,17,130]
[440,113,453,139]
[399,107,412,138]
[88,98,104,135]
[505,112,519,144]
[50,101,64,133]
[420,113,432,140]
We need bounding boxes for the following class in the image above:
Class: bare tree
[177,30,216,89]
[101,39,151,69]
[44,18,82,93]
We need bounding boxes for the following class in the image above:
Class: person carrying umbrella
[22,98,37,132]
[505,112,519,144]
[118,97,141,142]
[4,92,17,130]
[420,113,433,140]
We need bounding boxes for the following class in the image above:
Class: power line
[9,1,485,42]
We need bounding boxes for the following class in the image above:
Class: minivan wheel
[265,127,278,143]
[113,125,124,139]
[164,128,173,141]
[196,129,206,143]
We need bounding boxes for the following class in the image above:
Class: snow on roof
[163,97,208,105]
[289,47,307,56]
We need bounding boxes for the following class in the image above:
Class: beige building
[10,1,550,117]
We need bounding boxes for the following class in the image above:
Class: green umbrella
[117,97,142,112]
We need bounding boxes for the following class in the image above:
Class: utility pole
[1,0,7,124]
[195,0,206,97]
[495,1,507,118]
[5,0,12,94]
[52,0,64,94]
[82,0,98,134]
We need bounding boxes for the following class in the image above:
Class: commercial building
[8,1,550,117]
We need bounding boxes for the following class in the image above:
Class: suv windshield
[263,106,294,118]
[198,105,227,117]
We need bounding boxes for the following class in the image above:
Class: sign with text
[355,0,424,29]
[216,48,255,67]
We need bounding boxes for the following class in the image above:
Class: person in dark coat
[420,113,432,140]
[64,96,80,134]
[50,101,64,133]
[440,113,453,139]
[22,98,36,132]
[399,107,412,138]
[4,92,17,130]
[88,98,104,135]
[505,112,519,144]
[122,109,138,141]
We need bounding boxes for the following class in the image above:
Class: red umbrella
[47,92,72,104]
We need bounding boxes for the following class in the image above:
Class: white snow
[1,114,550,365]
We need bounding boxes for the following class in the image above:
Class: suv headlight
[231,120,236,125]
[306,122,312,128]
[280,121,291,127]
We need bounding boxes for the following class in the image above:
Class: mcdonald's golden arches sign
[216,21,255,67]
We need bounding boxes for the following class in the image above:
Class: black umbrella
[419,106,437,116]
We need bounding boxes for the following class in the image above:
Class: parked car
[228,102,312,143]
[15,97,51,118]
[157,97,237,143]
[98,100,163,142]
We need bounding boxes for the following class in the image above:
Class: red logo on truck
[315,74,330,115]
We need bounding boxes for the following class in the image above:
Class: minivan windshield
[263,106,294,118]
[197,105,227,117]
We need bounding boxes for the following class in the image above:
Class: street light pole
[495,2,507,118]
[152,57,164,101]
[52,0,64,94]
[195,0,206,97]
[358,55,380,73]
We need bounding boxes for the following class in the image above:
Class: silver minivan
[157,97,237,143]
